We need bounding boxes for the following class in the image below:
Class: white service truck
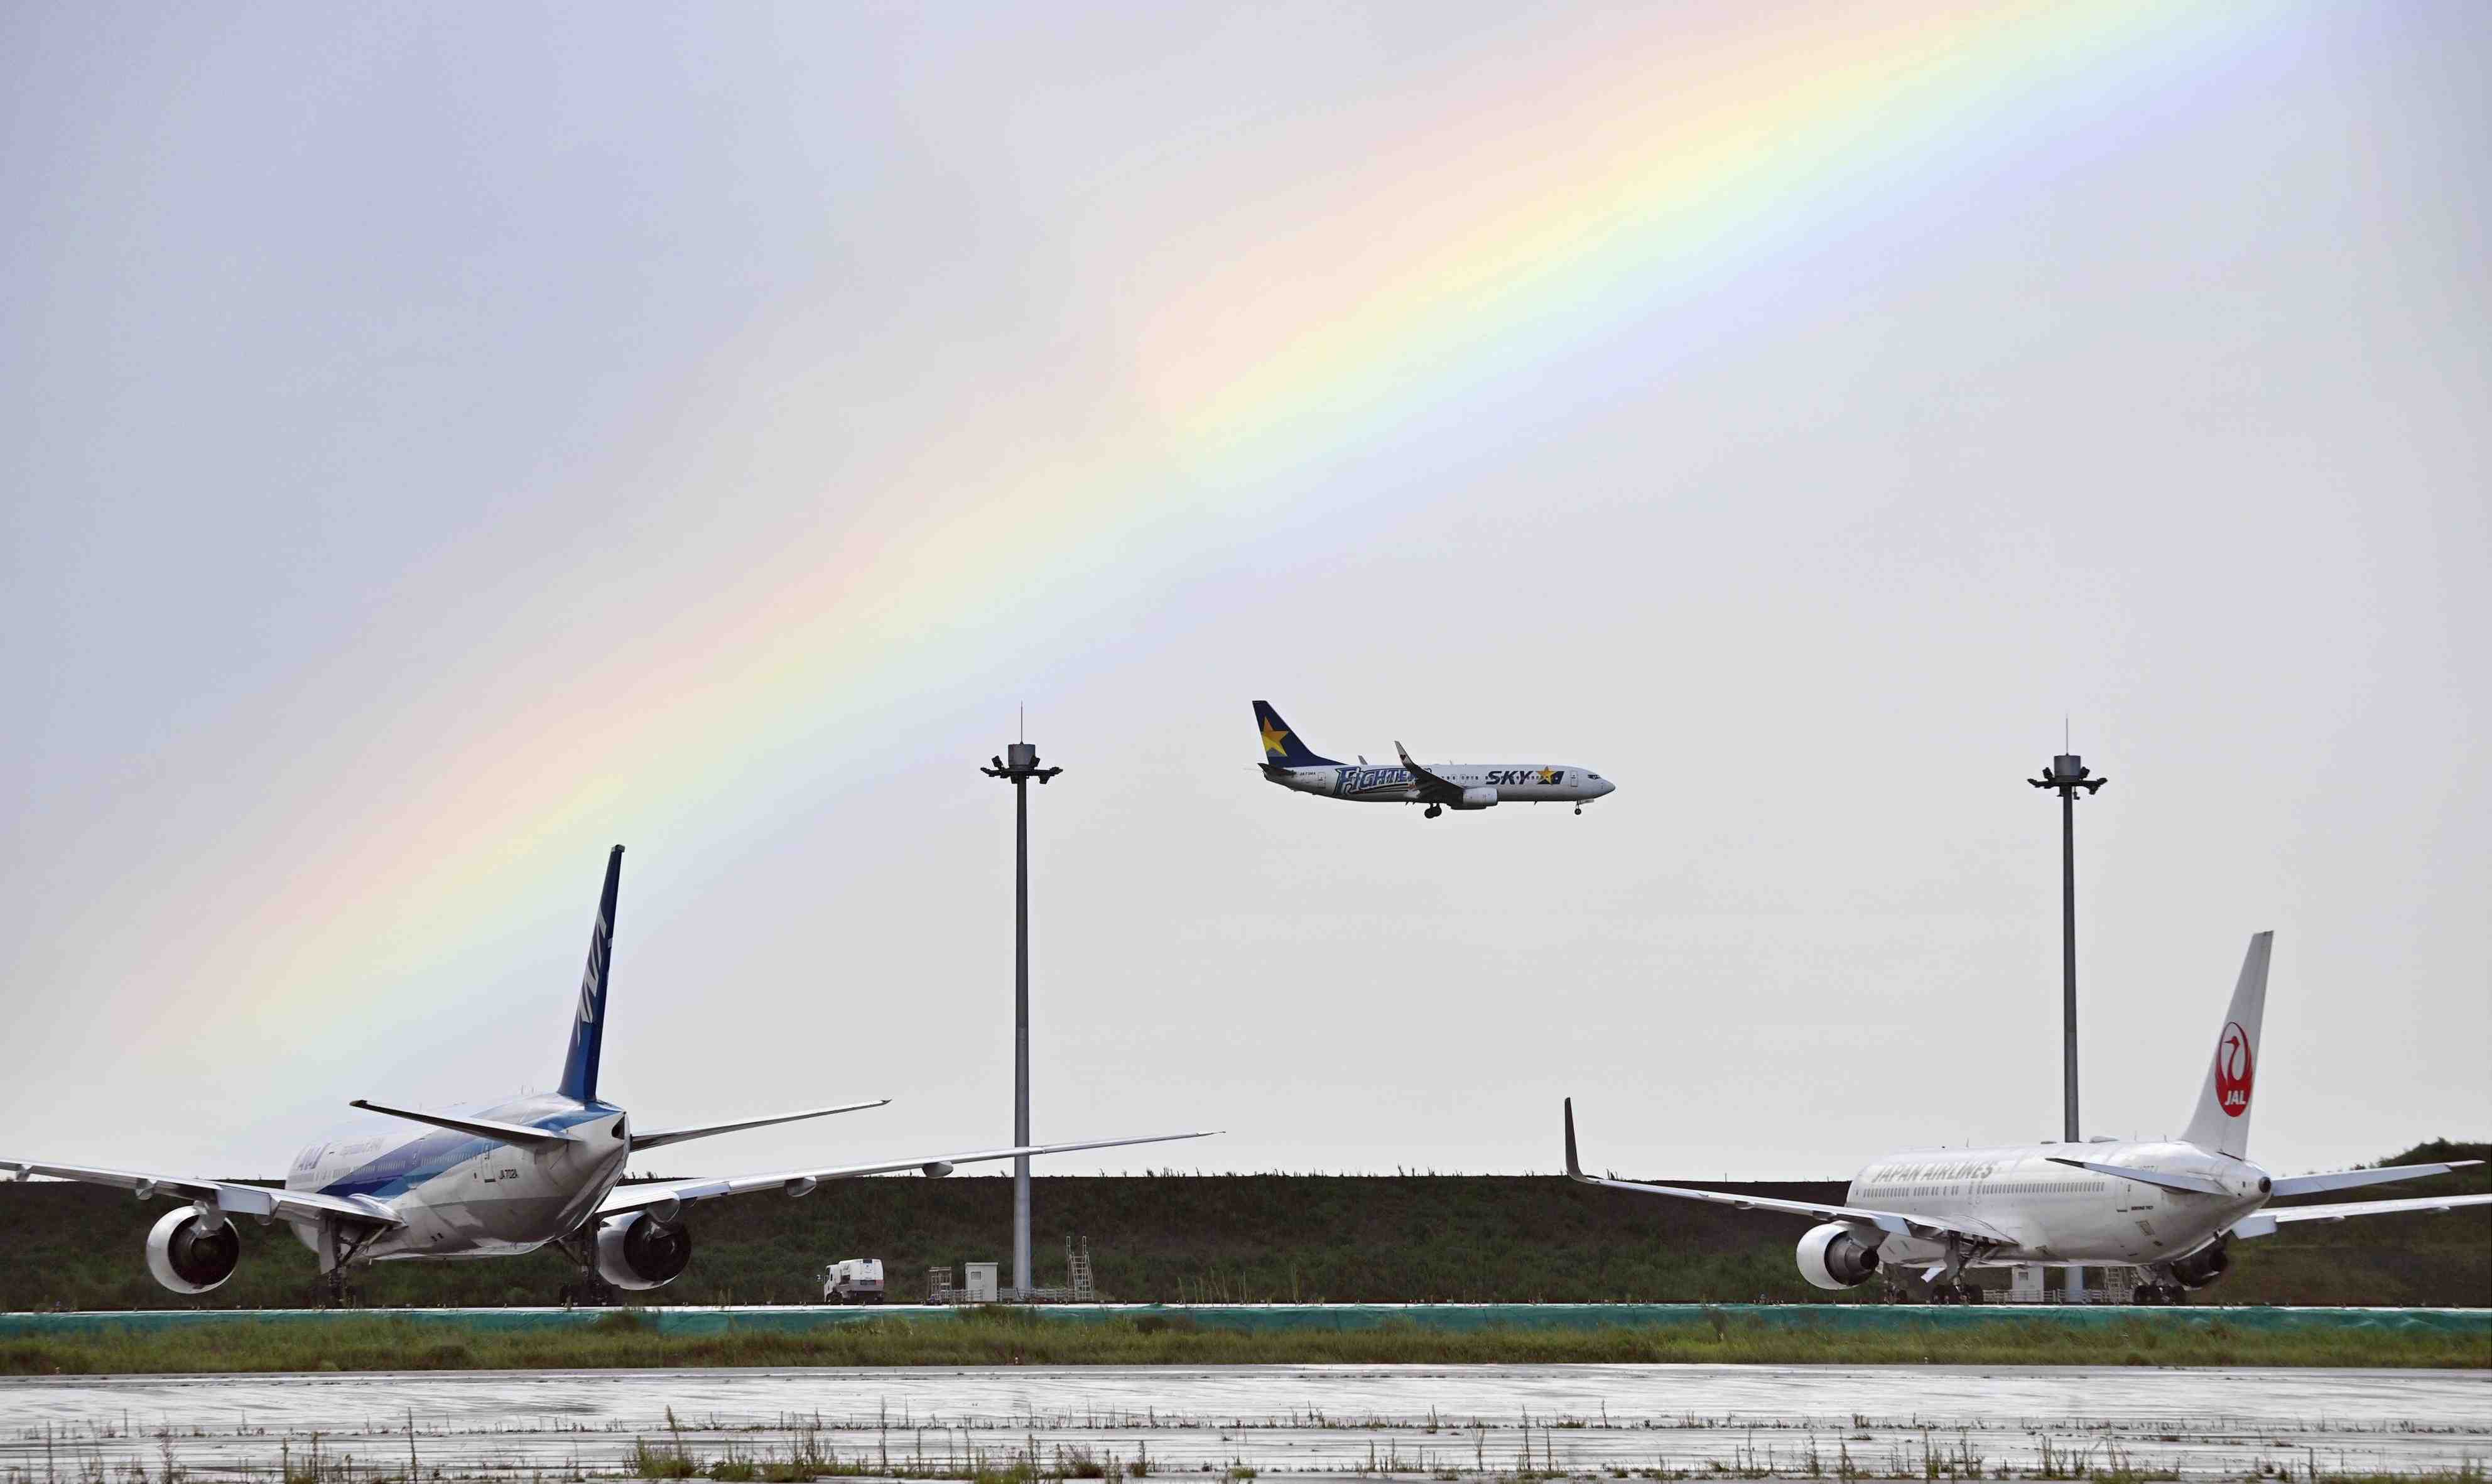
[821,1258,886,1304]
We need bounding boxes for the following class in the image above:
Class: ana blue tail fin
[558,846,623,1102]
[1253,700,1339,767]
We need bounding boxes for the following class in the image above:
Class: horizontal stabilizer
[631,1098,892,1151]
[2268,1160,2483,1199]
[349,1100,574,1149]
[2044,1156,2231,1196]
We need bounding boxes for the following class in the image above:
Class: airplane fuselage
[1845,1139,2269,1270]
[1265,762,1614,806]
[284,1095,628,1261]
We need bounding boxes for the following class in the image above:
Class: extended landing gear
[312,1269,365,1309]
[553,1233,620,1308]
[1574,804,1583,815]
[1423,804,1443,820]
[1926,1280,1983,1304]
[2131,1281,2187,1306]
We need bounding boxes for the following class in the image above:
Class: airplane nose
[1596,779,1616,797]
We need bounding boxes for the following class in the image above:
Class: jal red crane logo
[2214,1021,2255,1117]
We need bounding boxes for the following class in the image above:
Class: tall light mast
[982,729,1060,1299]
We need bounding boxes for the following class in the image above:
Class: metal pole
[982,739,1058,1304]
[2062,786,2078,1145]
[2029,749,2105,1303]
[1013,773,1031,1301]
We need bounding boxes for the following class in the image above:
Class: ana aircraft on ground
[1564,932,2488,1303]
[1254,700,1615,818]
[3,847,1213,1302]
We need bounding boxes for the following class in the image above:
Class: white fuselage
[1846,1140,2269,1270]
[1266,762,1615,806]
[283,1094,629,1262]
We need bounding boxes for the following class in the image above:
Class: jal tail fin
[2180,931,2272,1159]
[558,846,624,1103]
[1252,700,1339,768]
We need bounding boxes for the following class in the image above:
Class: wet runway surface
[3,1365,2485,1480]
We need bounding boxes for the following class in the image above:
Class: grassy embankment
[4,1305,2486,1374]
[4,1143,2483,1311]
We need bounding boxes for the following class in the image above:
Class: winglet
[1563,1098,1586,1181]
[1395,739,1418,771]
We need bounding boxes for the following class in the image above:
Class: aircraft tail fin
[557,846,624,1103]
[1253,700,1339,767]
[2180,931,2272,1159]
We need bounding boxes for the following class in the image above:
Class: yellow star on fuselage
[1536,767,1559,784]
[1261,720,1290,756]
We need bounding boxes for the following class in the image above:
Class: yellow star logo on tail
[1260,720,1290,756]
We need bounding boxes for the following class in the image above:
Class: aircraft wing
[1392,741,1465,802]
[631,1098,892,1151]
[1561,1100,2008,1245]
[0,1157,402,1229]
[2230,1192,2492,1240]
[595,1129,1218,1220]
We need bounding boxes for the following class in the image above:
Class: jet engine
[1795,1222,1883,1290]
[2167,1238,2231,1290]
[594,1210,693,1290]
[1455,786,1499,810]
[145,1206,242,1294]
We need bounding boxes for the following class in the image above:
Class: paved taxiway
[3,1364,2485,1479]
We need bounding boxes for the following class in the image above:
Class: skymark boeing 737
[1254,700,1615,818]
[1563,932,2488,1303]
[3,847,1213,1302]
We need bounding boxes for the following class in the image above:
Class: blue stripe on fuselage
[314,1105,614,1202]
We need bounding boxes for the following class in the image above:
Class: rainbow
[143,0,2295,1056]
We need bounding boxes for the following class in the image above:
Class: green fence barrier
[3,1303,2482,1340]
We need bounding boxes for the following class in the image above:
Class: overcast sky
[4,3,2484,1185]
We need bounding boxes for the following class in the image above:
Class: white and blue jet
[3,847,1215,1301]
[1254,700,1615,818]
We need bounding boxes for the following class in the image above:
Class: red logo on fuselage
[2214,1021,2254,1117]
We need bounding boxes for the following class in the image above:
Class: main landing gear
[1423,804,1443,820]
[1926,1280,1983,1304]
[2131,1281,2188,1306]
[553,1232,620,1308]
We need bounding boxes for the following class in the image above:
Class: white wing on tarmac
[2231,1192,2492,1240]
[631,1098,892,1151]
[597,1129,1219,1220]
[1561,1100,2008,1245]
[0,1157,401,1228]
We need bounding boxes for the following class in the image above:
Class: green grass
[3,1144,2483,1311]
[3,1306,2485,1374]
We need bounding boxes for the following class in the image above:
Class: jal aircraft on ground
[3,847,1213,1301]
[1564,931,2488,1303]
[1254,700,1617,818]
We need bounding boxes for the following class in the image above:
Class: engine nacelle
[1796,1222,1883,1290]
[1455,786,1499,810]
[146,1207,242,1294]
[2167,1238,2231,1290]
[595,1210,693,1291]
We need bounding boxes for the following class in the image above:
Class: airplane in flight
[1254,700,1616,818]
[1563,931,2488,1304]
[3,847,1214,1303]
